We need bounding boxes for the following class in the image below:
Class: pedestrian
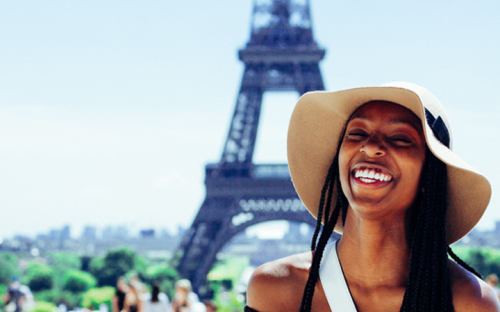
[2,275,26,312]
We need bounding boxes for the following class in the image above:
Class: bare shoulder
[449,259,500,312]
[246,251,312,312]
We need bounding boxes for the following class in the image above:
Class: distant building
[61,225,71,240]
[82,226,97,240]
[115,226,128,238]
[160,229,171,238]
[495,221,500,234]
[49,229,61,240]
[140,229,155,238]
[102,225,129,239]
[102,226,113,239]
[177,226,187,238]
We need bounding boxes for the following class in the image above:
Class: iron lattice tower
[173,0,326,296]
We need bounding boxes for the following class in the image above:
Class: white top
[143,293,171,312]
[319,241,357,312]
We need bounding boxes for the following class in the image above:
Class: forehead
[349,101,422,131]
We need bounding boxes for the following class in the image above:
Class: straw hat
[287,81,491,244]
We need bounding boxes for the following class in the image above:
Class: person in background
[2,275,26,312]
[171,279,205,312]
[143,284,171,312]
[18,281,34,312]
[112,276,128,312]
[123,282,143,312]
[129,274,147,295]
[486,274,500,301]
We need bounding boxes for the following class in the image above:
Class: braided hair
[299,148,481,312]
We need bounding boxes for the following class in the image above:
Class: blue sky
[1,0,499,239]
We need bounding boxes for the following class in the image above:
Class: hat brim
[287,84,491,244]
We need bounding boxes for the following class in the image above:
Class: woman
[171,279,205,312]
[143,284,171,312]
[123,282,144,312]
[245,82,500,311]
[112,277,128,312]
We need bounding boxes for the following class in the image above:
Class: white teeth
[354,168,392,182]
[359,178,375,183]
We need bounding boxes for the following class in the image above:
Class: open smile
[352,167,393,185]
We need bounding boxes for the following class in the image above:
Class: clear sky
[1,0,499,239]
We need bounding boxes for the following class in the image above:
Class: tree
[140,263,179,297]
[90,248,135,287]
[62,269,96,293]
[0,252,20,285]
[26,263,54,292]
[80,256,92,272]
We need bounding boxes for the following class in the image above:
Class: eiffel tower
[173,0,326,296]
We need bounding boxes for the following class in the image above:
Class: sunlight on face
[338,101,426,220]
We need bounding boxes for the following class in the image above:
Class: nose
[360,138,386,158]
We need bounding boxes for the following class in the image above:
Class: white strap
[319,241,358,312]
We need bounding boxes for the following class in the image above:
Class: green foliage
[47,253,80,270]
[134,255,149,276]
[0,252,20,285]
[26,263,54,292]
[33,290,82,310]
[451,246,500,278]
[469,251,500,278]
[208,257,249,287]
[90,248,136,287]
[31,301,56,312]
[0,284,6,310]
[80,256,92,272]
[213,291,245,312]
[46,253,81,290]
[63,269,97,293]
[81,287,114,310]
[140,263,179,298]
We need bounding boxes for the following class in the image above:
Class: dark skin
[247,102,500,312]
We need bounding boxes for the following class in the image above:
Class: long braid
[400,149,454,312]
[399,149,482,311]
[311,159,337,251]
[300,171,343,311]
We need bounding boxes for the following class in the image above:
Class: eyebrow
[351,115,422,132]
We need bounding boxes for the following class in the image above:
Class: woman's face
[338,101,426,219]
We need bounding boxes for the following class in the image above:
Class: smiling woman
[244,82,500,312]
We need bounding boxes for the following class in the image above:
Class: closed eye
[346,131,368,140]
[389,136,413,145]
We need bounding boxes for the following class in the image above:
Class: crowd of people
[112,275,216,312]
[1,274,217,312]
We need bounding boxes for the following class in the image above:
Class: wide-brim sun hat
[287,81,491,244]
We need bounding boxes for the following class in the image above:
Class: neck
[337,208,412,289]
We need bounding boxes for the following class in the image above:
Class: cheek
[338,145,352,196]
[401,157,426,196]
